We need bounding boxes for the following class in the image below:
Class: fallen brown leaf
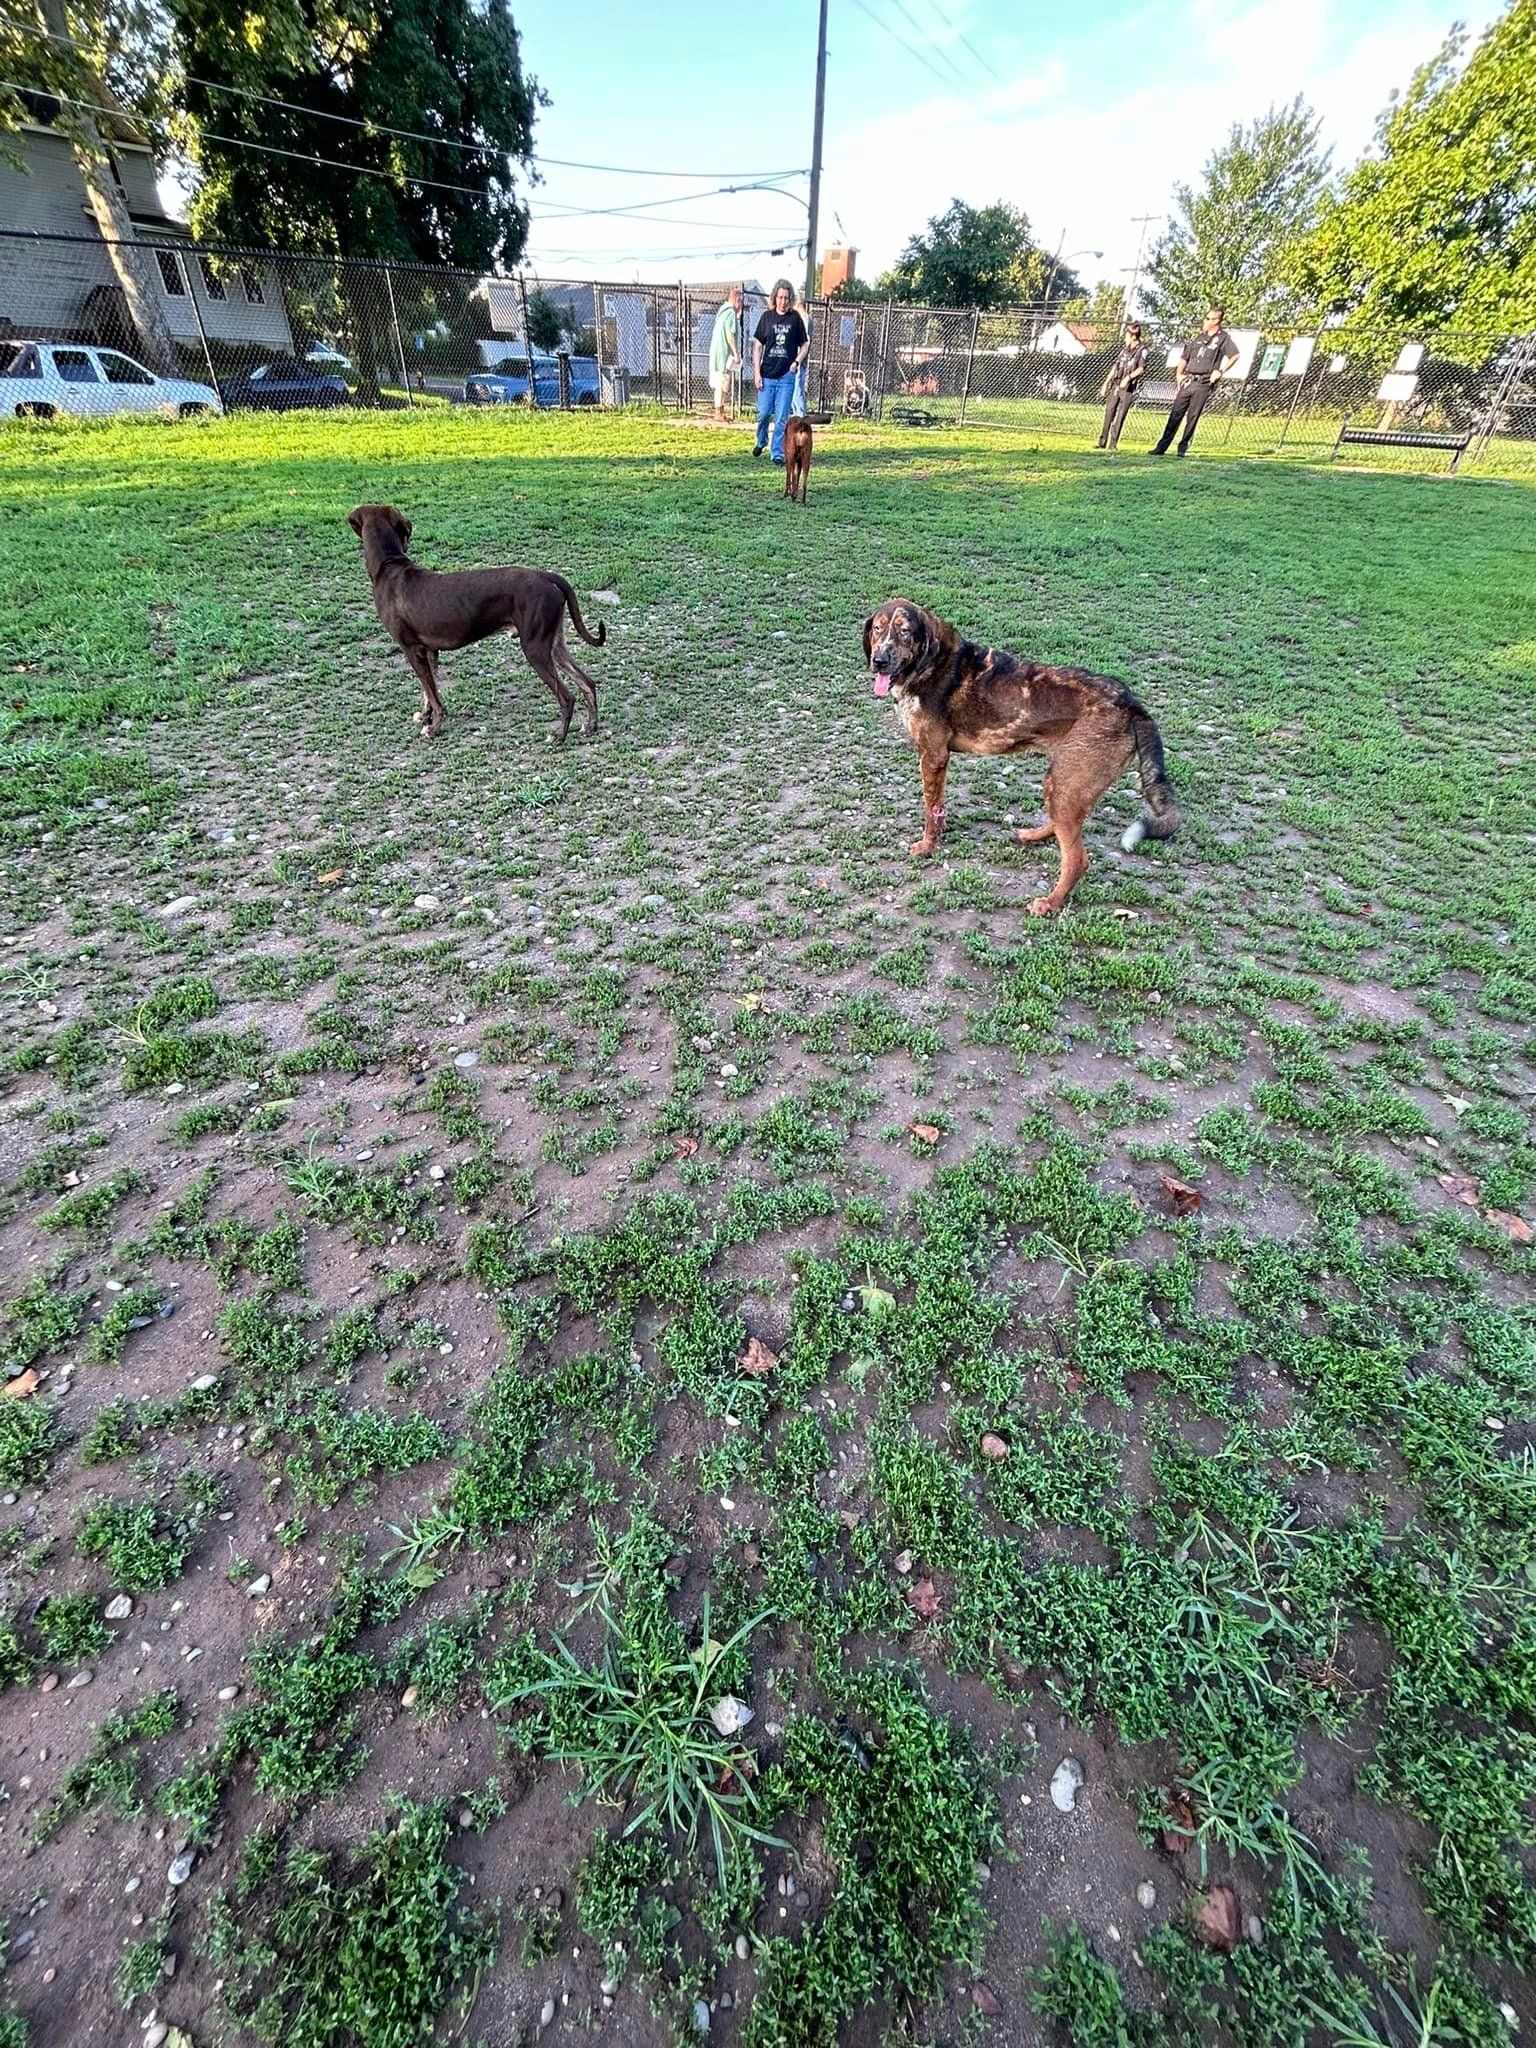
[1484,1209,1534,1246]
[1160,1174,1203,1217]
[909,1122,941,1146]
[672,1135,700,1160]
[739,1337,779,1377]
[1436,1172,1480,1208]
[3,1370,39,1400]
[1192,1885,1240,1952]
[905,1577,941,1620]
[316,869,344,884]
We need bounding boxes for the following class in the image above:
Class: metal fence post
[958,306,981,427]
[180,248,220,398]
[875,298,893,420]
[382,265,414,407]
[516,274,539,407]
[652,289,662,404]
[593,283,605,405]
[678,282,688,412]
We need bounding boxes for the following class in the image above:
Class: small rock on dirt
[166,1851,195,1887]
[893,1549,913,1576]
[1050,1758,1084,1813]
[735,1935,749,1960]
[246,1575,271,1597]
[1137,1880,1157,1910]
[693,1999,711,2034]
[217,1684,240,1702]
[709,1696,753,1737]
[1193,1886,1241,1952]
[160,895,198,918]
[144,2026,168,2048]
[539,1998,556,2029]
[400,1685,420,1708]
[454,1051,478,1068]
[972,1982,1001,2017]
[979,1433,1010,1461]
[190,1374,219,1393]
[1244,1912,1264,1944]
[39,1673,58,1693]
[105,1595,133,1621]
[66,1668,93,1688]
[413,893,440,910]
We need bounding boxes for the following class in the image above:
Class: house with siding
[0,100,293,365]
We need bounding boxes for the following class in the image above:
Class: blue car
[463,352,600,406]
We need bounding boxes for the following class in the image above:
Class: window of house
[53,349,100,383]
[198,257,229,302]
[99,351,156,386]
[239,266,266,305]
[157,250,189,297]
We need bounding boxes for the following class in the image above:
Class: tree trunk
[35,0,178,374]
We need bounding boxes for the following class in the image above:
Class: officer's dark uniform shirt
[1180,328,1239,380]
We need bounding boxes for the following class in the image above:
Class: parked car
[0,341,222,420]
[221,357,350,410]
[463,352,600,407]
[305,342,354,372]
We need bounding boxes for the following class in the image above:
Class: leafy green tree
[1143,98,1329,330]
[876,199,1079,310]
[525,290,578,350]
[1284,2,1536,334]
[171,0,541,267]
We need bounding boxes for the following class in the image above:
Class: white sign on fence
[1282,336,1316,376]
[1395,343,1425,373]
[1377,371,1420,403]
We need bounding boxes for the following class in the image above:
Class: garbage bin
[600,365,630,407]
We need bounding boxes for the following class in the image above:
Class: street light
[1044,241,1103,303]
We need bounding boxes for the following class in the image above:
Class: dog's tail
[1120,711,1181,852]
[555,576,607,648]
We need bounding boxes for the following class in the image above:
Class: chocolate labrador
[347,503,607,740]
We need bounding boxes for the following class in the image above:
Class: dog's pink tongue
[872,675,891,697]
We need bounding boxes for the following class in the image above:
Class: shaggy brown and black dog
[863,598,1180,914]
[348,504,607,741]
[783,416,812,505]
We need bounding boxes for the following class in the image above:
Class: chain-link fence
[3,228,1533,467]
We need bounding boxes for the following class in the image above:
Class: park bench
[1332,421,1470,471]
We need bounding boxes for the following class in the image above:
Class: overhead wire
[0,13,809,183]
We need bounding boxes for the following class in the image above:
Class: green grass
[0,404,1532,2045]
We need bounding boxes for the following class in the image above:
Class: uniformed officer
[1096,321,1148,450]
[1152,305,1239,457]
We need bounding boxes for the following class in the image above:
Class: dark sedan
[220,358,350,411]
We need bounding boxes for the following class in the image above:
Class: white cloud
[821,0,1500,294]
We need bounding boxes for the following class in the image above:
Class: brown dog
[347,504,607,741]
[783,416,812,504]
[863,599,1180,915]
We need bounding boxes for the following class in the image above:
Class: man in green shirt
[709,286,743,421]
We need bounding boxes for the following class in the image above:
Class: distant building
[0,98,292,358]
[820,247,857,296]
[1035,320,1100,356]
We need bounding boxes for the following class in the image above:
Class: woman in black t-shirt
[752,279,809,463]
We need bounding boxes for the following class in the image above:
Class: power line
[844,0,945,83]
[0,13,809,182]
[914,0,1001,85]
[875,0,971,90]
[3,76,808,226]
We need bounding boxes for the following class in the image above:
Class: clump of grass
[496,1585,779,1884]
[208,1798,497,2048]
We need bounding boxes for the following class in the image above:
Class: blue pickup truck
[463,352,601,406]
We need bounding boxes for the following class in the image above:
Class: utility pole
[1122,212,1159,322]
[805,0,828,303]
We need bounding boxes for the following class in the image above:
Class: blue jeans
[755,372,794,458]
[790,364,808,414]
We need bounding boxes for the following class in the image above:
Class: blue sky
[512,0,1499,290]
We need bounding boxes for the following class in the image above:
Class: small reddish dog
[864,598,1180,914]
[783,416,812,504]
[347,503,607,741]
